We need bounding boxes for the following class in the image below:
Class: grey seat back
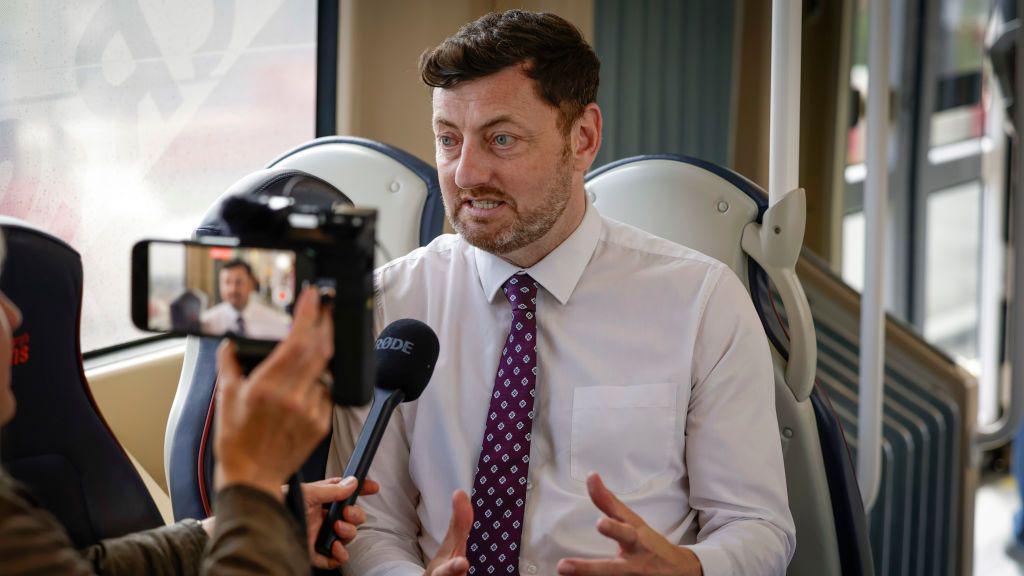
[586,155,870,576]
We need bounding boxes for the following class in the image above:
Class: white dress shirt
[200,299,291,340]
[329,201,796,576]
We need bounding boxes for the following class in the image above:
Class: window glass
[0,1,316,352]
[924,180,982,363]
[842,211,866,292]
[929,0,989,147]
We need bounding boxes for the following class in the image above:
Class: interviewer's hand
[556,473,703,576]
[214,286,334,499]
[424,490,473,576]
[302,476,380,569]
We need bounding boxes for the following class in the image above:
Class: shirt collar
[474,200,601,305]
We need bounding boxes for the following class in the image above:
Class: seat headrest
[196,167,352,238]
[585,154,767,278]
[267,136,445,261]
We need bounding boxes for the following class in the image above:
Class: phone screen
[140,241,299,341]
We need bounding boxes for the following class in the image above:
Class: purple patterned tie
[467,273,539,575]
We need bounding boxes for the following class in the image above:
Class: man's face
[219,266,255,311]
[432,66,589,263]
[0,291,23,425]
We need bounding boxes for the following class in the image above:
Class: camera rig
[216,172,377,407]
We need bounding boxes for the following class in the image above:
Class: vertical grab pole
[769,0,802,207]
[976,0,1024,450]
[859,0,889,510]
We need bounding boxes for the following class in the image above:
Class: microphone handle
[314,386,405,557]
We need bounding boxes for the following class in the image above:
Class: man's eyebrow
[479,115,520,130]
[432,115,523,131]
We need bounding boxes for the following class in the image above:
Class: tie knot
[502,273,538,313]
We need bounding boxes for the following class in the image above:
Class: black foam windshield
[374,318,439,401]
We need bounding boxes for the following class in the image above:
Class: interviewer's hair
[419,10,600,133]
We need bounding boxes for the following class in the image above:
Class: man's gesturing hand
[302,476,380,569]
[424,490,473,576]
[556,474,703,576]
[214,286,334,498]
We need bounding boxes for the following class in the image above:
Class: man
[201,259,291,340]
[330,10,795,576]
[0,230,373,574]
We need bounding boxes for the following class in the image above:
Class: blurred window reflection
[0,1,316,351]
[930,0,988,147]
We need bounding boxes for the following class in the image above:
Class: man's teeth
[470,200,501,209]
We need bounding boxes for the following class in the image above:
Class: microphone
[315,318,439,557]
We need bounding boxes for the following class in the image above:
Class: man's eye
[438,135,456,147]
[493,134,515,147]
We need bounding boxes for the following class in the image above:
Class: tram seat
[584,155,872,576]
[165,137,444,521]
[0,217,164,546]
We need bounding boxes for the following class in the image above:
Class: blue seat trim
[811,387,874,576]
[168,337,220,521]
[268,136,446,246]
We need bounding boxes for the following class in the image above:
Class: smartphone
[131,240,315,341]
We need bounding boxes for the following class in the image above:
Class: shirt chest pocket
[570,382,679,494]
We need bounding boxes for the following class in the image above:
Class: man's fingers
[596,517,639,552]
[586,473,642,525]
[439,490,473,554]
[557,558,631,576]
[216,341,244,389]
[359,478,381,496]
[342,505,366,526]
[331,540,350,564]
[302,476,359,506]
[288,286,322,334]
[311,554,341,570]
[433,557,470,576]
[333,519,357,543]
[450,489,473,556]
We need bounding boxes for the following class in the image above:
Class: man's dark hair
[221,259,255,282]
[420,10,600,133]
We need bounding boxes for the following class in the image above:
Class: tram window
[0,2,317,352]
[929,0,988,148]
[924,181,983,365]
[841,212,866,292]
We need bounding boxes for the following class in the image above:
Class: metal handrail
[977,5,1024,447]
[768,0,801,208]
[857,0,890,512]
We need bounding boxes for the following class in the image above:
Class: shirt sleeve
[200,485,308,575]
[683,266,797,576]
[325,265,426,576]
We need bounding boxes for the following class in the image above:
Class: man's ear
[572,103,603,174]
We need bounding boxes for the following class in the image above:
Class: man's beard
[446,150,574,256]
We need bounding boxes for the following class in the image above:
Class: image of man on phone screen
[201,258,291,340]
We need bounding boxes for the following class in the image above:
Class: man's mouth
[468,199,503,209]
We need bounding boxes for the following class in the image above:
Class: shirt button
[526,481,533,491]
[526,564,538,575]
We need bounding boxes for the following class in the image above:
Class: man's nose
[453,141,491,191]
